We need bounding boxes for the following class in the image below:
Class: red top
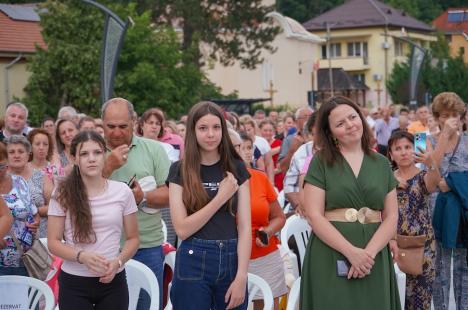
[248,168,279,259]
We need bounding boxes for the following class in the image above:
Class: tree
[148,0,280,69]
[277,0,345,23]
[23,1,228,125]
[386,37,468,105]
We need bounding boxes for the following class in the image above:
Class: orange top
[407,121,428,134]
[248,168,279,259]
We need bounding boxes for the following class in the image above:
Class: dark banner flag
[409,44,426,107]
[82,0,129,104]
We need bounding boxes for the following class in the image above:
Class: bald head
[101,98,135,149]
[101,97,134,121]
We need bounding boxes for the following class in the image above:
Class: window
[321,45,327,59]
[448,11,464,23]
[352,73,366,84]
[330,43,341,58]
[321,43,341,59]
[394,39,404,56]
[347,42,361,56]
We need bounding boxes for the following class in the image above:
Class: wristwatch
[138,191,147,206]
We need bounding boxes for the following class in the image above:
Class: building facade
[303,0,436,107]
[433,8,468,63]
[205,12,324,108]
[0,4,45,113]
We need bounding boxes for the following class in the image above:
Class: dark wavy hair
[181,101,242,215]
[55,130,106,244]
[387,130,414,169]
[315,96,374,165]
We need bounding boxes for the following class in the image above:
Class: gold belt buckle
[357,207,369,224]
[344,208,358,222]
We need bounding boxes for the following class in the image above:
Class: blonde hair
[432,92,465,118]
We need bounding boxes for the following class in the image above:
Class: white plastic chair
[394,263,406,309]
[286,277,301,310]
[0,275,55,310]
[126,259,160,310]
[280,215,312,271]
[247,273,274,310]
[163,251,176,310]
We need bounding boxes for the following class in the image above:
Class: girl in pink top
[48,131,139,310]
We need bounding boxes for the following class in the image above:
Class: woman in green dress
[301,96,401,310]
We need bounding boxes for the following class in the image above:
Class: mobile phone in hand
[414,132,427,153]
[336,259,350,277]
[256,230,269,245]
[127,174,137,188]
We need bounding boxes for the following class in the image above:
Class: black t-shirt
[166,158,250,240]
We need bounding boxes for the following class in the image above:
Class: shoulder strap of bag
[445,135,462,176]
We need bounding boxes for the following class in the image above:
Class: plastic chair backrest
[247,273,274,310]
[163,251,176,310]
[161,219,167,242]
[280,215,312,267]
[0,275,55,310]
[125,259,160,310]
[394,263,406,310]
[286,277,301,310]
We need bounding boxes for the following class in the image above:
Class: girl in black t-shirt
[167,101,251,310]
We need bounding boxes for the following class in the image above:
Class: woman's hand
[80,251,109,276]
[344,246,375,279]
[389,240,399,263]
[26,220,40,235]
[216,172,239,205]
[441,117,459,138]
[414,147,433,167]
[99,259,120,283]
[225,275,247,309]
[438,178,451,192]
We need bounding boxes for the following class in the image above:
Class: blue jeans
[132,246,164,310]
[432,243,468,310]
[170,238,248,310]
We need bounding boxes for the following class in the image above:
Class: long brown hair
[315,96,374,165]
[55,131,106,244]
[181,101,242,214]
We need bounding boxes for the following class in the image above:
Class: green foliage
[23,0,229,125]
[277,0,345,23]
[145,0,280,69]
[24,1,102,125]
[386,37,468,105]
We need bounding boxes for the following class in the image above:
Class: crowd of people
[0,91,466,310]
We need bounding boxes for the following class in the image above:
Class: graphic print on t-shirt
[203,182,219,192]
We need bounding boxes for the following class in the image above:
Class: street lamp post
[326,22,334,97]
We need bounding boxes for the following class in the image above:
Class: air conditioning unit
[373,74,383,81]
[382,42,391,49]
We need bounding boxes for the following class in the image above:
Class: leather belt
[324,207,381,224]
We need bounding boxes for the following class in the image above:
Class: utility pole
[326,22,334,96]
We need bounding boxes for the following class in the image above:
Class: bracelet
[76,250,84,264]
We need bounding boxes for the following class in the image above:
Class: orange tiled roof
[432,8,468,34]
[0,4,45,53]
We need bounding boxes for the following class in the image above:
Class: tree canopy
[386,37,468,105]
[22,0,229,125]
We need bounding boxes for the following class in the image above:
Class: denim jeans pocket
[228,252,238,280]
[176,247,206,281]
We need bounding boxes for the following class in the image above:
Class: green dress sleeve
[304,154,326,190]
